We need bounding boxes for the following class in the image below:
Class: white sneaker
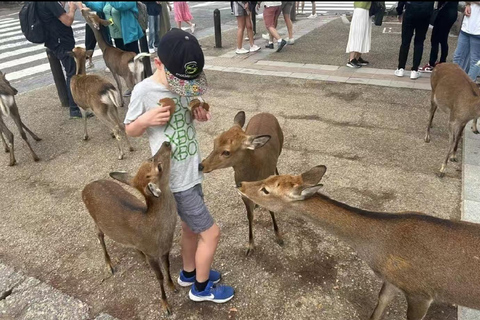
[190,23,196,33]
[236,47,249,54]
[410,70,421,80]
[307,14,318,19]
[262,33,270,40]
[105,67,111,73]
[249,44,261,52]
[286,38,295,45]
[394,68,404,77]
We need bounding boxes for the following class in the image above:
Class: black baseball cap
[157,28,207,97]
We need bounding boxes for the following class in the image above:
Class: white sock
[277,39,282,43]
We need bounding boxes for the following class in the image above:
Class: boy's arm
[125,106,172,137]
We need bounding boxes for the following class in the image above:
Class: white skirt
[346,8,372,53]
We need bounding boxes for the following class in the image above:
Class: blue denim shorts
[173,184,214,234]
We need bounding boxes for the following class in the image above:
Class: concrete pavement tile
[367,79,392,87]
[463,164,480,202]
[346,78,370,84]
[0,264,25,296]
[376,69,396,75]
[219,52,236,58]
[347,73,374,79]
[204,56,216,61]
[390,80,415,89]
[256,60,275,66]
[463,199,480,223]
[204,66,226,71]
[459,307,480,320]
[355,67,379,74]
[413,82,431,90]
[464,137,480,166]
[223,67,246,73]
[290,73,311,79]
[325,76,349,82]
[303,64,339,71]
[307,74,330,81]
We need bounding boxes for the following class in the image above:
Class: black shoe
[276,39,287,52]
[346,59,361,68]
[357,57,369,66]
[265,43,274,49]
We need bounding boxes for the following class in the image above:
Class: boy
[124,29,234,303]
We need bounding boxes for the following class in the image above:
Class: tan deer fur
[238,165,480,320]
[69,47,133,160]
[82,141,178,315]
[426,62,480,177]
[80,8,150,106]
[200,111,284,255]
[0,70,41,166]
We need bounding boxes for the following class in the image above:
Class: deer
[237,165,480,320]
[69,47,134,160]
[0,71,41,166]
[199,111,284,256]
[425,62,480,177]
[82,141,178,315]
[80,7,150,107]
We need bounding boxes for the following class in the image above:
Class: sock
[277,39,282,43]
[195,279,209,292]
[269,41,273,44]
[183,269,196,278]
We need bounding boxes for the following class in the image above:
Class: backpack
[19,2,45,44]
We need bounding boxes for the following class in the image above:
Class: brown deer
[0,71,41,166]
[82,141,178,315]
[70,47,134,160]
[199,111,284,255]
[425,62,480,177]
[238,165,480,320]
[80,7,150,107]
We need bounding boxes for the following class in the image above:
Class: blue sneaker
[178,269,221,287]
[189,280,234,303]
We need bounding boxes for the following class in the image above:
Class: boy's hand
[193,106,211,122]
[141,105,171,127]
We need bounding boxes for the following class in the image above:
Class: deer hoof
[162,302,172,316]
[129,147,134,152]
[424,136,430,143]
[436,171,445,178]
[4,147,9,153]
[8,160,16,166]
[118,154,124,160]
[449,156,458,162]
[276,238,285,246]
[473,129,479,134]
[110,132,116,139]
[83,135,89,141]
[33,156,40,162]
[245,246,255,256]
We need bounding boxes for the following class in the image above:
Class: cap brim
[165,68,207,97]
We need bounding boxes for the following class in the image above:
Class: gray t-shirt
[125,78,203,193]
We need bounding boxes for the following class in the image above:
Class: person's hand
[397,14,402,22]
[141,105,171,127]
[465,4,472,17]
[67,2,77,11]
[192,106,211,122]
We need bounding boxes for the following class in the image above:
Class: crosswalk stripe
[0,20,19,27]
[0,24,21,34]
[0,24,86,47]
[0,40,85,62]
[5,49,103,81]
[0,20,85,39]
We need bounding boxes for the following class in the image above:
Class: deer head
[110,141,172,199]
[0,71,18,96]
[80,7,112,30]
[199,111,271,173]
[68,47,94,75]
[237,165,327,212]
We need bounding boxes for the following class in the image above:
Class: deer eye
[261,187,270,195]
[222,150,231,157]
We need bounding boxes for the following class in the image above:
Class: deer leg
[1,132,9,153]
[424,98,437,143]
[146,255,171,316]
[405,295,432,320]
[10,109,39,162]
[450,124,465,162]
[0,118,15,166]
[120,123,134,152]
[243,197,256,256]
[79,108,89,140]
[97,111,125,160]
[269,211,284,246]
[161,253,177,292]
[472,118,479,134]
[96,227,114,274]
[110,109,134,152]
[438,121,460,177]
[21,121,41,141]
[369,281,397,320]
[111,73,125,107]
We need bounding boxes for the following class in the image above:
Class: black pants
[398,11,431,71]
[429,9,458,65]
[113,38,140,53]
[49,45,79,114]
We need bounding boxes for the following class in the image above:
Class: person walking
[143,1,162,52]
[453,1,480,81]
[346,1,372,68]
[420,1,459,72]
[173,1,195,33]
[233,2,261,54]
[394,1,434,80]
[282,1,295,44]
[261,1,288,52]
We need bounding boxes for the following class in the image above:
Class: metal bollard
[139,33,153,78]
[214,9,222,48]
[45,48,69,108]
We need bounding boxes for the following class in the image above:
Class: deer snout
[164,141,171,148]
[236,182,242,188]
[198,163,204,171]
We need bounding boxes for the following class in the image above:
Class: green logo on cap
[184,61,198,75]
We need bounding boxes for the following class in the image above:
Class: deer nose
[236,182,242,188]
[198,163,204,171]
[164,141,171,148]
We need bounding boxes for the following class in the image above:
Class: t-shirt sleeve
[45,2,67,18]
[124,87,146,124]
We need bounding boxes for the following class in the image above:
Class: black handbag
[430,2,447,26]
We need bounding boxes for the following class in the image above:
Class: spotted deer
[82,141,178,315]
[425,62,480,177]
[199,111,284,255]
[238,165,480,320]
[0,71,41,166]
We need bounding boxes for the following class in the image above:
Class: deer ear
[109,171,133,186]
[300,184,323,198]
[147,182,161,198]
[244,135,271,150]
[233,111,246,128]
[301,165,327,185]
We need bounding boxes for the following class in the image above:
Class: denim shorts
[174,184,214,234]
